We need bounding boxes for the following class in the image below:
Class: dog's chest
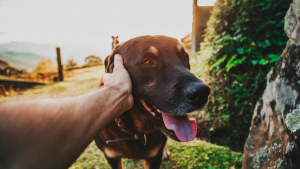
[102,140,164,159]
[96,127,167,159]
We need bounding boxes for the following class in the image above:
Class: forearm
[0,97,78,169]
[73,82,131,139]
[0,83,130,169]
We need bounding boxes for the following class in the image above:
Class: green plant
[71,140,242,169]
[193,0,291,151]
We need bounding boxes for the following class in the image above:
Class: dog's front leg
[144,150,163,169]
[105,156,123,169]
[162,145,170,160]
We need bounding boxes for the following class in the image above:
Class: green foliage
[163,140,242,168]
[193,0,291,150]
[71,140,242,169]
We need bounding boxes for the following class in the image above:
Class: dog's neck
[105,110,154,146]
[114,117,137,135]
[115,105,160,135]
[106,118,148,146]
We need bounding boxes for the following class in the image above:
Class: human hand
[103,54,134,112]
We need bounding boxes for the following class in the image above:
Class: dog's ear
[97,45,120,87]
[104,45,120,73]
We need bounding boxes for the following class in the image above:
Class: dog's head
[104,35,210,142]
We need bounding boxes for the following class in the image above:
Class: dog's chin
[157,122,181,141]
[140,99,205,142]
[143,109,181,142]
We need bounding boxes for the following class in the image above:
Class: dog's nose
[184,82,210,106]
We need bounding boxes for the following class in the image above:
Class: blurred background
[0,0,215,66]
[0,0,292,168]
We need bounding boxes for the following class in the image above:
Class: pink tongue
[162,113,197,142]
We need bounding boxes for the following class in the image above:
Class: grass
[25,66,103,95]
[0,65,243,168]
[0,66,104,103]
[71,140,242,169]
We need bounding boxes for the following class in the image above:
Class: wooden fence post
[191,0,213,55]
[56,45,64,81]
[0,84,6,96]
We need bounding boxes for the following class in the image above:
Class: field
[0,65,243,169]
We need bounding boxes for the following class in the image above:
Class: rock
[243,0,300,168]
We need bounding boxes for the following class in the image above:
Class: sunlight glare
[198,0,216,6]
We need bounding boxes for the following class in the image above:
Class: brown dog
[95,35,210,169]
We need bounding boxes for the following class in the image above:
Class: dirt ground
[0,65,105,103]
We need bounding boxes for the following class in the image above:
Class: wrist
[107,81,131,96]
[111,82,133,112]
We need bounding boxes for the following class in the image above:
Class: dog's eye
[142,60,154,66]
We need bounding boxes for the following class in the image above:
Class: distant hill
[0,52,45,72]
[0,41,56,58]
[0,41,103,67]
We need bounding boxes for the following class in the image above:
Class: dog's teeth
[157,109,161,113]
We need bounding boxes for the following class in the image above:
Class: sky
[0,0,216,61]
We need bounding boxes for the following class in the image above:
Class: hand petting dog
[103,54,134,113]
[0,54,133,169]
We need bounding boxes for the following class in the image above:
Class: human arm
[0,54,133,169]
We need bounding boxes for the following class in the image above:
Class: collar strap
[109,118,148,146]
[115,118,133,135]
[106,134,147,146]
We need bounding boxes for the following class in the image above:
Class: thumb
[114,54,124,69]
[114,54,123,66]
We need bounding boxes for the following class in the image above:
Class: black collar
[105,119,147,146]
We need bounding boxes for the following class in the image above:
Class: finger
[103,73,111,84]
[113,54,124,71]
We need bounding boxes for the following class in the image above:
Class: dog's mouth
[140,99,196,142]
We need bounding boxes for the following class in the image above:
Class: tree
[83,55,103,67]
[193,0,292,151]
[66,59,78,69]
[33,59,56,74]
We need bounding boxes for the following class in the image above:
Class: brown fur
[95,35,210,169]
